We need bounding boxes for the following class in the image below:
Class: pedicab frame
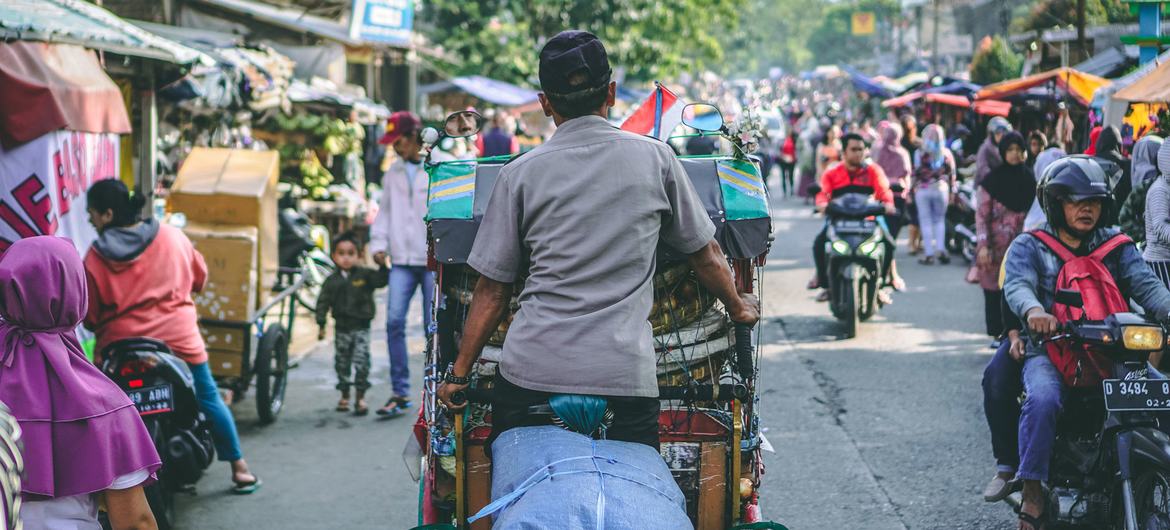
[414,108,779,529]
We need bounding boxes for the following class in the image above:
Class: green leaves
[417,0,746,86]
[969,36,1023,85]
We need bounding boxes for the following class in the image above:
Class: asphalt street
[175,194,1014,529]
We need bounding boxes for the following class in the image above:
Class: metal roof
[0,0,210,64]
[191,0,368,47]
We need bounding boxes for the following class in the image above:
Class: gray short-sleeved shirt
[467,115,716,397]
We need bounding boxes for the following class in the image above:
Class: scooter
[1001,290,1170,529]
[945,177,977,263]
[101,338,215,530]
[278,207,334,312]
[824,192,887,338]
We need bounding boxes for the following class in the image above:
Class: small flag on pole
[621,82,684,141]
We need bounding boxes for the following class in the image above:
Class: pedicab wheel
[254,323,289,424]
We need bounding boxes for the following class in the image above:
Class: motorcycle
[824,192,888,338]
[945,177,977,263]
[278,207,334,312]
[100,338,215,530]
[1002,290,1170,529]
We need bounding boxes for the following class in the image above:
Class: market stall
[1110,57,1170,139]
[976,67,1111,150]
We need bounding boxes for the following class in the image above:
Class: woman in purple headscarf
[0,236,160,530]
[872,121,912,238]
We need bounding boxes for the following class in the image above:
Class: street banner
[851,12,876,35]
[0,130,119,254]
[621,82,684,141]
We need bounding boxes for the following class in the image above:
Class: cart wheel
[255,323,289,424]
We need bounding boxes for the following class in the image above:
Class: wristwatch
[443,369,470,385]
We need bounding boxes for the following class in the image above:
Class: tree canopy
[418,0,744,86]
[969,36,1023,85]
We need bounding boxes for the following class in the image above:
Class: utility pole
[1076,0,1088,61]
[932,0,941,73]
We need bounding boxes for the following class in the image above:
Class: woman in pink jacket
[82,179,260,494]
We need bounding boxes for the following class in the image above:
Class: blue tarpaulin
[419,75,539,107]
[841,65,893,98]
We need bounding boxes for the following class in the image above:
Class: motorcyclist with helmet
[1002,155,1170,529]
[809,132,905,303]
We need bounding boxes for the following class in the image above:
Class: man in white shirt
[369,111,442,417]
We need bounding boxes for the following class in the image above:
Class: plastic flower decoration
[729,108,764,159]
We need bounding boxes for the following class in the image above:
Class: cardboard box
[185,223,258,322]
[208,349,246,378]
[171,148,279,293]
[198,322,251,354]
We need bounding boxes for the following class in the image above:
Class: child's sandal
[354,400,369,416]
[336,399,350,412]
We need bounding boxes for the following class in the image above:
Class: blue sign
[350,0,413,46]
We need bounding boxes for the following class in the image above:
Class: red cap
[378,111,422,145]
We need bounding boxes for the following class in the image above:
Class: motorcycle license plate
[1102,379,1170,411]
[127,383,174,416]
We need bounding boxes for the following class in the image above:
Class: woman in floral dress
[976,131,1034,337]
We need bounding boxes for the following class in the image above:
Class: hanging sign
[0,131,119,254]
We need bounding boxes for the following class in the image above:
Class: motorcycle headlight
[831,240,851,254]
[858,238,880,256]
[1122,325,1164,351]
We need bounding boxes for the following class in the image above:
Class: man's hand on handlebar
[1025,308,1060,337]
[729,293,761,326]
[1007,329,1026,362]
[437,381,469,411]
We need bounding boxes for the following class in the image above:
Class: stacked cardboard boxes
[170,148,278,378]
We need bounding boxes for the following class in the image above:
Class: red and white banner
[621,83,684,141]
[0,131,119,254]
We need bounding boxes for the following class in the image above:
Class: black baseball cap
[538,30,612,96]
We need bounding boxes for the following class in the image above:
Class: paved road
[176,195,1014,529]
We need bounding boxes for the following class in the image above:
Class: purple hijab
[873,121,911,186]
[0,236,159,498]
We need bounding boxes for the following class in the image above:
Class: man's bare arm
[453,275,512,376]
[687,240,760,325]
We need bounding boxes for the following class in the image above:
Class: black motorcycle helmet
[1036,155,1113,232]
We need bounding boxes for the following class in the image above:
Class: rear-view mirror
[682,103,724,132]
[444,111,484,138]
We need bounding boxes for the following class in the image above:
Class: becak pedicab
[409,105,783,529]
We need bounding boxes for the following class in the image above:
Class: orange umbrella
[974,67,1111,106]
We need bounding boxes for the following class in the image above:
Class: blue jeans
[914,183,948,258]
[387,265,434,398]
[983,340,1022,473]
[1019,355,1065,481]
[188,361,243,462]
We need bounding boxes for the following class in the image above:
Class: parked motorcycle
[278,207,334,312]
[1002,291,1170,529]
[945,177,977,263]
[824,192,888,338]
[101,339,215,530]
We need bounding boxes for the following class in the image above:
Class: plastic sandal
[232,477,262,495]
[1018,509,1046,530]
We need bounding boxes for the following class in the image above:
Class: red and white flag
[620,82,684,141]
